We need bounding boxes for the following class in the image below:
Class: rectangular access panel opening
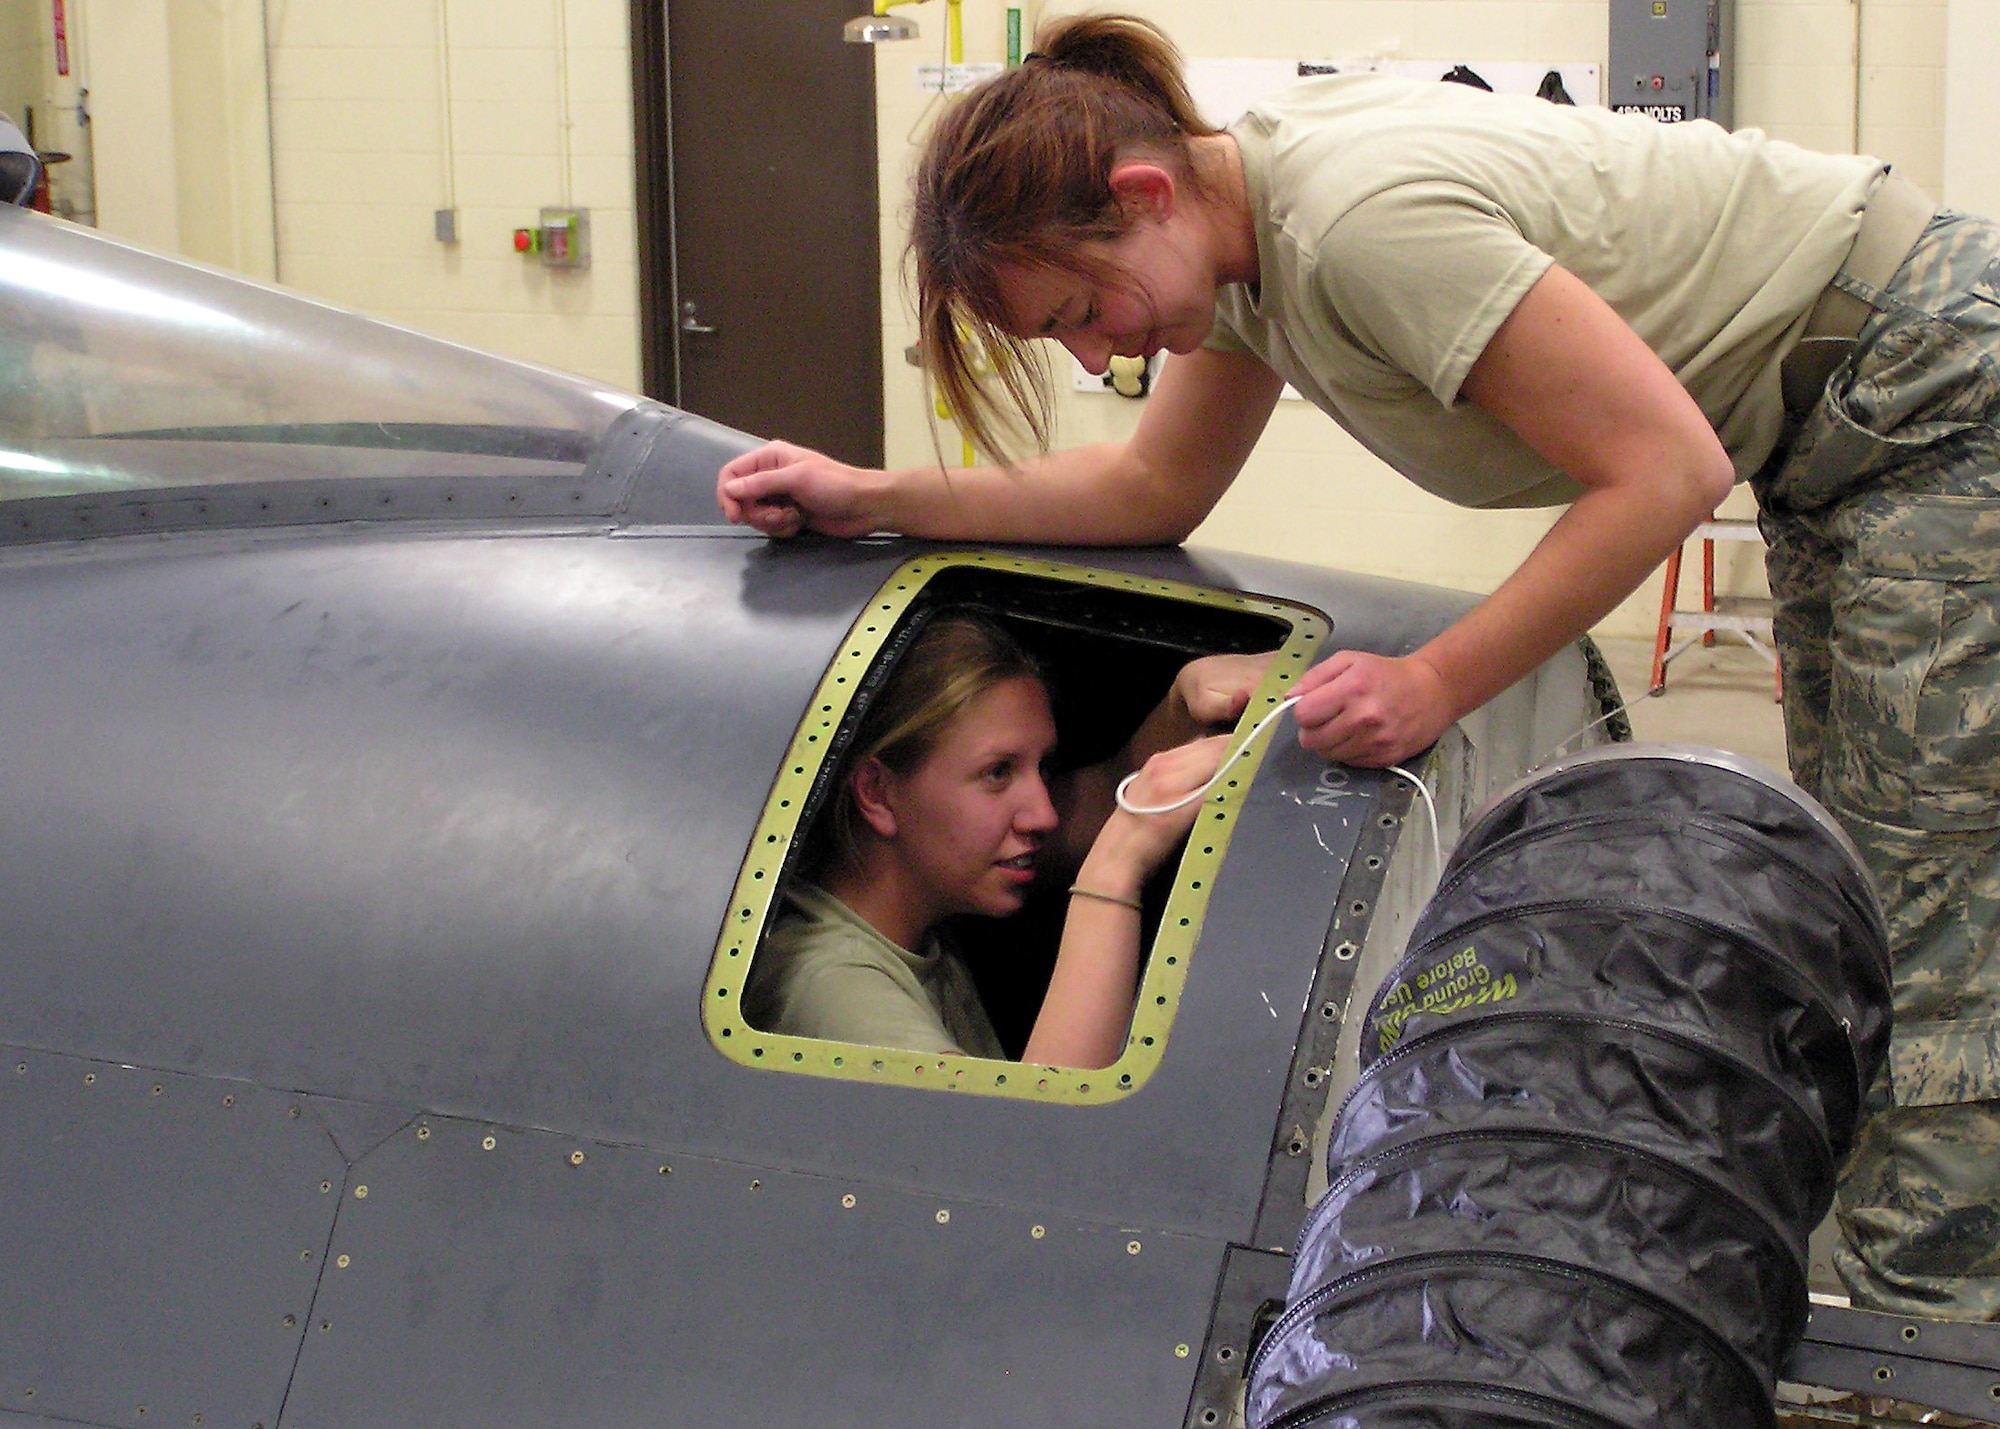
[703,552,1326,1103]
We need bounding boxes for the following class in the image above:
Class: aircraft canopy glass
[0,208,638,503]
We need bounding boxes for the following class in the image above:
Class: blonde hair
[910,14,1218,459]
[815,614,1043,877]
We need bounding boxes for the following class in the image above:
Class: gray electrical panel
[1608,0,1732,126]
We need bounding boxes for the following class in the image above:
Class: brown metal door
[633,0,885,468]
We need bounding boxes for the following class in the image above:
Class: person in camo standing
[716,14,2000,1319]
[1769,226,2000,1319]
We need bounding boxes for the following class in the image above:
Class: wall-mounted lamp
[843,10,917,42]
[843,0,961,64]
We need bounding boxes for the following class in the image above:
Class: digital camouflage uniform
[1755,209,2000,1321]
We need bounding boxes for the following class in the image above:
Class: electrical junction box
[512,208,591,269]
[1608,0,1732,125]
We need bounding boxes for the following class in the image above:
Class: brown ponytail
[910,14,1218,460]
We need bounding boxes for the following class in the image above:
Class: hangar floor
[1595,633,1789,775]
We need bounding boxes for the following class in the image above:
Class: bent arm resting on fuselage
[719,268,1731,772]
[714,344,1284,543]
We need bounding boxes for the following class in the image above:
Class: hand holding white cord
[1288,650,1456,769]
[1112,669,1632,883]
[1114,695,1444,876]
[1115,696,1305,816]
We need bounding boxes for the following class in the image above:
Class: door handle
[680,300,717,336]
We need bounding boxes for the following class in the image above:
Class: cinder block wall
[76,0,638,394]
[262,0,640,392]
[1943,1,2000,214]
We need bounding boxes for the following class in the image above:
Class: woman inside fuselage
[744,614,1267,1069]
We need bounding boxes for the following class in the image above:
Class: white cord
[1112,677,1636,883]
[1113,696,1446,877]
[1534,695,1637,771]
[1384,765,1444,876]
[1114,696,1304,815]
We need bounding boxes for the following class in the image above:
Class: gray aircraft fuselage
[8,200,1986,1429]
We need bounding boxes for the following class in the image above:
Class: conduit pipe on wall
[1851,0,1864,156]
[436,0,456,217]
[1249,746,1893,1429]
[554,0,572,209]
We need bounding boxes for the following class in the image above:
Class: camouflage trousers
[1753,209,2000,1321]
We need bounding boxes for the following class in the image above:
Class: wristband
[1068,885,1143,912]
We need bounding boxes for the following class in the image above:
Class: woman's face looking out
[867,675,1060,925]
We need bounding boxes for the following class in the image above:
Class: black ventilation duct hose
[1249,746,1893,1429]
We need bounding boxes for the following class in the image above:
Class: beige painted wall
[1,1,41,132]
[1943,0,2000,215]
[68,0,262,251]
[263,0,640,393]
[166,0,276,279]
[77,0,638,394]
[81,0,181,249]
[869,0,1948,639]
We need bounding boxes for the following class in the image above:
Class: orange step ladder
[1649,516,1782,701]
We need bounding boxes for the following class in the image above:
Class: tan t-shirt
[1206,74,1885,507]
[742,883,1006,1058]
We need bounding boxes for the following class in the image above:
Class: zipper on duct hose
[1249,1246,1768,1413]
[1321,1006,1838,1180]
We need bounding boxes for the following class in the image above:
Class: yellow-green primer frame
[702,552,1328,1104]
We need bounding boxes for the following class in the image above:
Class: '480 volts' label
[1611,102,1687,122]
[1372,943,1519,1056]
